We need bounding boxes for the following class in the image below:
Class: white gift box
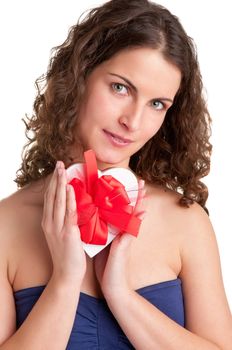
[66,163,139,257]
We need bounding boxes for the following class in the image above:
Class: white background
[0,1,231,309]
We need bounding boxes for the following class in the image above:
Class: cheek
[85,89,117,122]
[143,115,165,140]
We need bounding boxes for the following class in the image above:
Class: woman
[0,0,231,349]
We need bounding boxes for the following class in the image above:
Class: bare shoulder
[145,182,212,239]
[0,176,48,229]
[145,181,207,214]
[146,183,232,347]
[0,182,45,271]
[0,189,28,262]
[145,183,223,287]
[0,189,25,245]
[0,184,42,238]
[0,182,46,343]
[0,189,31,343]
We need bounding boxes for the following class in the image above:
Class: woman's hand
[41,161,86,285]
[94,179,146,300]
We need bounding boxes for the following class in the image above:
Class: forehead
[91,47,181,99]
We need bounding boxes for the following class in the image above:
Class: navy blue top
[14,278,185,349]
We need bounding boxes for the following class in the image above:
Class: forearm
[106,290,221,350]
[1,276,81,350]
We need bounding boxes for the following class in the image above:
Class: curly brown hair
[15,0,212,212]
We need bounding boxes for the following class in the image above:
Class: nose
[118,101,144,132]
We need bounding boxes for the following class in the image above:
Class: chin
[94,148,129,169]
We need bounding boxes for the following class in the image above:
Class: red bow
[68,150,141,245]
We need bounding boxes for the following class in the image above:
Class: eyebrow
[108,72,174,103]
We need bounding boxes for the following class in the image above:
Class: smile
[103,130,133,147]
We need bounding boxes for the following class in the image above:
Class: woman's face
[76,47,181,169]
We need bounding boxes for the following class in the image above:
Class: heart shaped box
[66,163,139,257]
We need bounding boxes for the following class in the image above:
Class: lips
[103,130,133,143]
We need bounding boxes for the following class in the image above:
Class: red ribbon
[68,150,141,245]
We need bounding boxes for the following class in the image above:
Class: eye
[111,83,128,95]
[151,100,165,111]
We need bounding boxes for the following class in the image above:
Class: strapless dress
[14,278,185,349]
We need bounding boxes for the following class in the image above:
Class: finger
[42,161,60,226]
[64,184,78,227]
[112,232,134,252]
[53,162,67,230]
[134,179,146,214]
[136,210,146,220]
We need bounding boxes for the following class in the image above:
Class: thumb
[111,232,134,252]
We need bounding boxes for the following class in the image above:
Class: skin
[0,47,231,349]
[76,47,181,169]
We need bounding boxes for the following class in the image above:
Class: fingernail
[58,168,63,176]
[56,161,60,168]
[139,179,145,188]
